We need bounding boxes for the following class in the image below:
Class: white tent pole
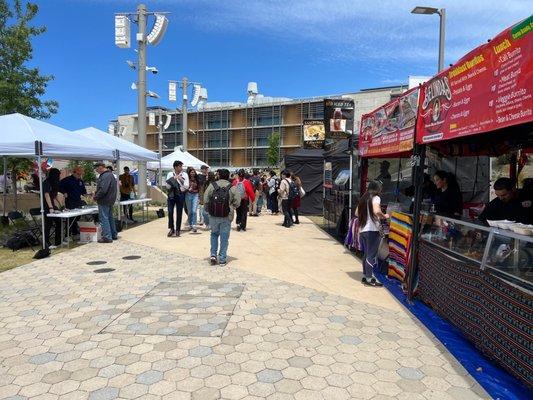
[116,152,121,221]
[37,149,46,250]
[3,157,7,216]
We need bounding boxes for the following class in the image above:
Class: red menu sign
[417,15,533,144]
[359,88,418,157]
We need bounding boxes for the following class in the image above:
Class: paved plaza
[0,217,490,399]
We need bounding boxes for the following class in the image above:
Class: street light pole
[182,76,188,151]
[158,109,163,187]
[137,3,148,197]
[438,8,446,72]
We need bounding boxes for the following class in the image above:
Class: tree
[0,0,58,118]
[267,132,281,167]
[0,1,58,210]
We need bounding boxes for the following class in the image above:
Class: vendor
[433,170,463,217]
[59,166,87,209]
[479,178,531,225]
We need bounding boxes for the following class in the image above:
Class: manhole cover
[94,268,115,273]
[122,255,141,260]
[87,261,107,265]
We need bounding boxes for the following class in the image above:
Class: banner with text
[417,15,533,144]
[324,99,355,140]
[303,119,326,149]
[359,88,418,157]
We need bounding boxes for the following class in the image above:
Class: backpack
[208,182,231,218]
[236,181,246,199]
[250,176,260,191]
[286,180,299,201]
[6,232,37,251]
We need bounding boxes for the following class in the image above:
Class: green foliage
[67,161,96,184]
[0,0,58,118]
[267,132,281,167]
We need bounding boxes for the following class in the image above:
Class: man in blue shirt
[59,166,88,237]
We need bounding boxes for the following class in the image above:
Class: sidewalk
[0,214,490,399]
[120,214,403,313]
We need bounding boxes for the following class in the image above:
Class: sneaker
[210,256,217,266]
[192,228,198,233]
[294,220,300,224]
[242,227,246,232]
[49,245,58,250]
[370,278,383,287]
[176,231,181,237]
[167,230,175,237]
[112,236,120,240]
[219,260,227,266]
[97,238,112,244]
[236,226,241,232]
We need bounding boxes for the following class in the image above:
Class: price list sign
[417,15,533,144]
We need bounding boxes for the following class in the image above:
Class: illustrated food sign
[324,99,355,140]
[359,88,419,157]
[417,15,533,144]
[324,162,333,189]
[303,119,325,148]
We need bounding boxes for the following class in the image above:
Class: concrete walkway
[120,214,402,313]
[0,215,490,400]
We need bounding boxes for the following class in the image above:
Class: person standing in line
[59,166,88,239]
[43,168,63,248]
[291,174,305,224]
[267,170,279,215]
[166,160,189,237]
[185,167,200,233]
[204,169,241,266]
[202,172,216,230]
[93,162,118,243]
[232,169,255,232]
[197,165,209,225]
[119,166,136,223]
[278,170,294,228]
[357,180,388,287]
[249,169,261,217]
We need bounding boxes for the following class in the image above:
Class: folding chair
[28,208,45,242]
[7,211,39,250]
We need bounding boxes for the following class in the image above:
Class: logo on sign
[421,76,452,133]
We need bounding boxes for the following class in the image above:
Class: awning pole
[36,143,46,250]
[3,157,7,216]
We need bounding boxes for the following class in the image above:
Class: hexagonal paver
[28,352,56,365]
[189,346,213,358]
[136,370,164,385]
[257,369,283,384]
[328,315,348,324]
[287,356,312,368]
[340,335,362,346]
[88,387,119,400]
[397,367,425,380]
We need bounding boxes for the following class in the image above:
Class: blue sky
[26,0,530,131]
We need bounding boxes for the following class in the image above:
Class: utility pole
[158,109,163,187]
[438,8,446,73]
[182,76,188,151]
[136,4,148,197]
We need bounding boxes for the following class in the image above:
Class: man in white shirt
[165,160,189,237]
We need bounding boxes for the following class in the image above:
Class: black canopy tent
[284,148,324,215]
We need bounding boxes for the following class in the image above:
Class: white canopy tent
[74,127,158,162]
[0,113,155,253]
[147,146,208,171]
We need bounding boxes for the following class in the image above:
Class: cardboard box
[78,222,102,243]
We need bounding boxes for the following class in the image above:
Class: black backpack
[287,180,299,201]
[208,182,231,218]
[250,176,260,191]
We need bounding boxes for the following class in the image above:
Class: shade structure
[74,127,159,162]
[0,113,114,160]
[147,146,208,170]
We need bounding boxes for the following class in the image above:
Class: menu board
[303,119,325,149]
[417,15,533,144]
[359,88,418,157]
[324,99,355,140]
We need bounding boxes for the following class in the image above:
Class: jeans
[198,204,204,224]
[360,231,380,279]
[168,194,185,232]
[202,207,210,227]
[120,193,133,219]
[210,217,231,262]
[268,192,279,213]
[256,194,264,214]
[99,204,117,240]
[236,199,249,229]
[281,199,293,226]
[185,192,199,227]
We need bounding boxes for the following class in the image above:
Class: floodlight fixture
[126,60,136,69]
[147,90,160,99]
[411,6,439,15]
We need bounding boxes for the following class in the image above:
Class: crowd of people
[164,164,306,265]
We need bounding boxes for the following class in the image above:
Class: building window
[255,116,280,126]
[205,120,229,129]
[205,131,229,148]
[253,148,268,166]
[205,150,229,166]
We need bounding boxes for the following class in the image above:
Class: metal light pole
[158,109,163,187]
[407,6,446,302]
[136,4,148,197]
[411,6,446,72]
[182,76,189,151]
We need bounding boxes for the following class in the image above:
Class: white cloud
[164,0,530,66]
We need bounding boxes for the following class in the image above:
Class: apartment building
[114,83,408,168]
